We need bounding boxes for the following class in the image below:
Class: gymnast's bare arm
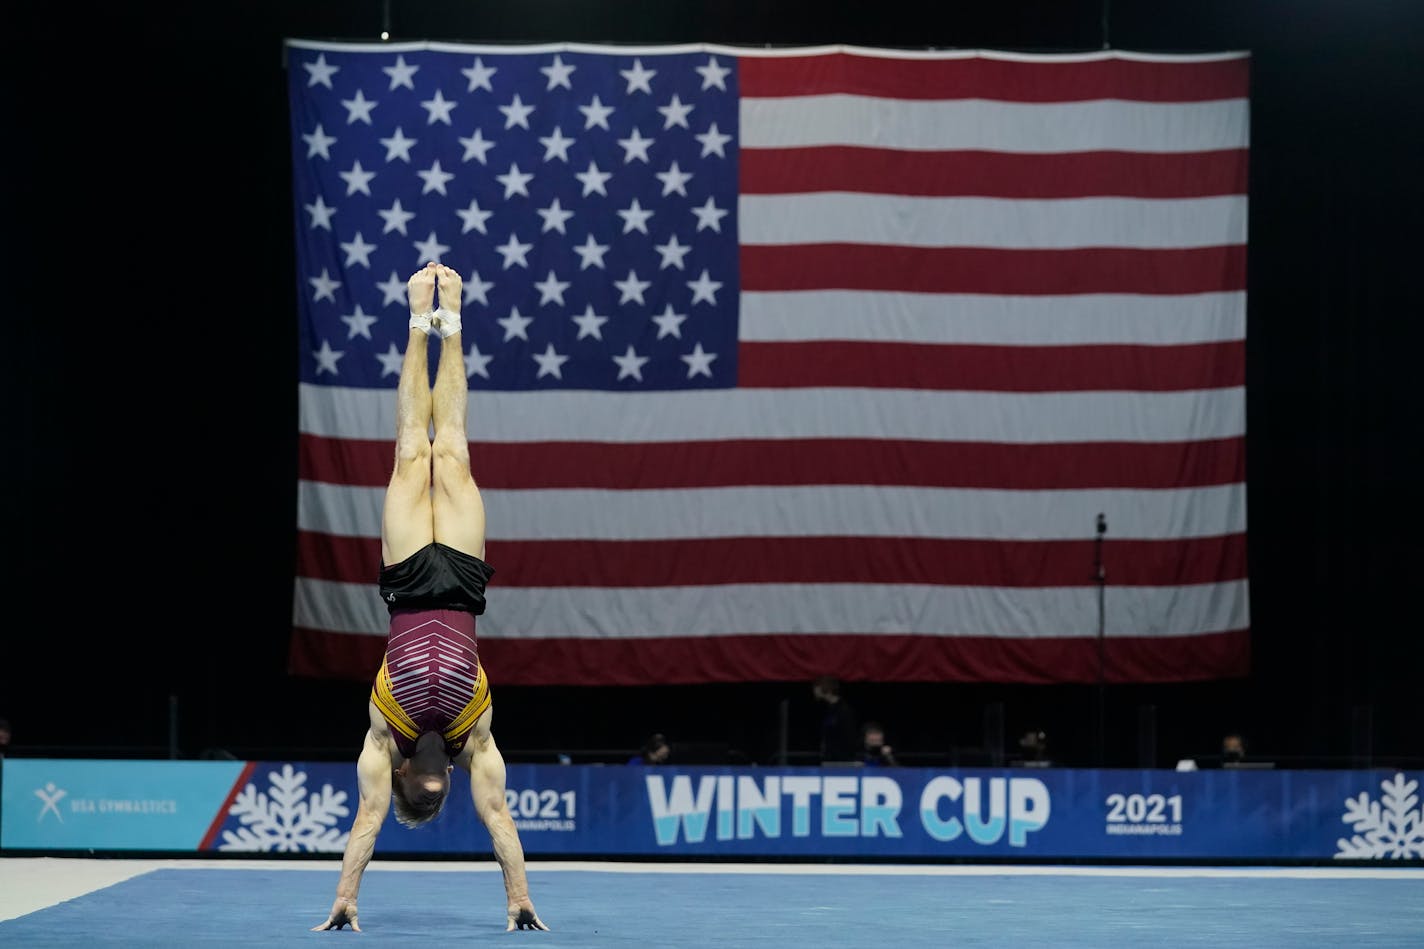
[312,705,399,932]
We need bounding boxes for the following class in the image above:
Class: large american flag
[285,40,1250,686]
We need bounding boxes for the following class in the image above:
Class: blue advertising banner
[0,759,250,850]
[3,760,1420,861]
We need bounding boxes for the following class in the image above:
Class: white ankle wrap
[431,307,462,338]
[409,309,434,334]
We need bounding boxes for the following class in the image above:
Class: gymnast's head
[392,731,454,829]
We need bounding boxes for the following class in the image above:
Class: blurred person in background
[860,721,899,767]
[813,675,860,763]
[627,733,671,765]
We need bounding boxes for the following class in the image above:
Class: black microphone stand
[1094,513,1107,766]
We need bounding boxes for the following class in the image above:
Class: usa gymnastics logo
[34,783,68,822]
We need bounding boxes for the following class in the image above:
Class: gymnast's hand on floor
[311,896,360,932]
[507,902,550,932]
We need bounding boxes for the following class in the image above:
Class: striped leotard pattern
[371,610,491,758]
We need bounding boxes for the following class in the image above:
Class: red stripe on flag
[739,340,1244,392]
[300,434,1246,490]
[289,625,386,684]
[296,532,1247,589]
[738,53,1250,102]
[289,626,1250,685]
[739,244,1248,295]
[740,147,1250,198]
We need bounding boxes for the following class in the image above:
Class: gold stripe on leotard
[370,657,421,745]
[443,663,492,752]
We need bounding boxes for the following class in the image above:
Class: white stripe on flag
[739,195,1249,250]
[295,577,1251,640]
[298,384,1248,444]
[738,291,1246,346]
[739,97,1250,153]
[298,481,1247,541]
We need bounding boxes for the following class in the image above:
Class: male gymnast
[312,262,548,934]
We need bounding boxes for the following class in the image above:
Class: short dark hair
[813,675,841,697]
[642,733,668,756]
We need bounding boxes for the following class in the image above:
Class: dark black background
[3,1,1421,768]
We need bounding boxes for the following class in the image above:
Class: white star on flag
[495,233,533,269]
[696,123,732,158]
[532,343,569,379]
[614,269,651,304]
[658,94,694,129]
[340,304,379,339]
[695,56,730,91]
[575,160,612,196]
[461,57,496,92]
[303,53,339,89]
[617,128,654,163]
[687,269,723,305]
[302,124,336,159]
[376,271,407,307]
[463,270,494,306]
[651,303,687,338]
[339,160,376,196]
[579,95,614,130]
[541,55,576,90]
[413,231,450,263]
[613,344,650,380]
[417,159,455,195]
[534,270,571,306]
[655,161,693,196]
[420,89,457,125]
[375,342,405,377]
[309,268,341,302]
[383,55,419,90]
[573,233,610,269]
[312,339,344,375]
[340,89,377,124]
[499,94,535,129]
[340,232,377,268]
[305,195,336,230]
[458,128,495,164]
[380,127,417,162]
[466,341,494,378]
[620,58,655,94]
[378,198,416,235]
[497,306,533,341]
[537,197,575,234]
[456,198,493,234]
[572,304,609,339]
[692,196,728,232]
[539,127,576,162]
[497,163,534,198]
[681,341,718,378]
[654,234,692,270]
[617,198,654,234]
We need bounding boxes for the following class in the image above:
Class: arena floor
[2,858,1421,947]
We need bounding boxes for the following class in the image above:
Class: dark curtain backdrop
[4,1,1420,767]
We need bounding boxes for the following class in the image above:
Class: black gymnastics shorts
[378,542,495,615]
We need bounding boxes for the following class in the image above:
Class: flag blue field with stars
[290,43,738,390]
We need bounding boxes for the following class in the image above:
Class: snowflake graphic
[1335,772,1423,859]
[219,763,351,853]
